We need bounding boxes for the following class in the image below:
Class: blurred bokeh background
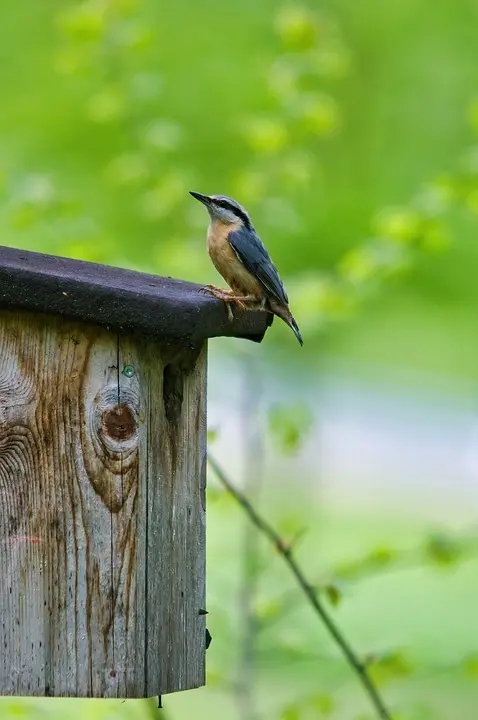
[1,0,478,718]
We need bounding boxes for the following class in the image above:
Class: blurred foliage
[205,421,478,720]
[0,697,164,720]
[1,0,478,719]
[280,691,335,719]
[268,402,313,455]
[1,0,477,370]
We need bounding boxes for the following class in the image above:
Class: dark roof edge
[0,245,272,344]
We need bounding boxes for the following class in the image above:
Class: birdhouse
[0,246,270,699]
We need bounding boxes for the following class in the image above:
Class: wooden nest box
[0,246,271,699]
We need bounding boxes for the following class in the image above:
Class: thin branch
[208,454,394,720]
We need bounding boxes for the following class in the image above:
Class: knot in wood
[101,404,135,442]
[89,385,139,470]
[83,383,140,511]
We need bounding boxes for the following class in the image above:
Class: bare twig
[208,454,393,720]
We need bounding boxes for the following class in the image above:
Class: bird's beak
[189,190,211,206]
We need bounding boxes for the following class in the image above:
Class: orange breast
[207,222,263,298]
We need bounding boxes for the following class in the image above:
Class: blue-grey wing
[228,227,289,306]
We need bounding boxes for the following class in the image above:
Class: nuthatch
[190,191,303,346]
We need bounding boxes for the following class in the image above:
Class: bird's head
[189,191,252,228]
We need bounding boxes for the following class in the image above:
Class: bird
[190,191,303,346]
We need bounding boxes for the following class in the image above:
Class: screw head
[122,365,135,378]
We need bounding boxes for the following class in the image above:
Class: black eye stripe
[214,200,250,226]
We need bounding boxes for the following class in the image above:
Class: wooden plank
[0,310,206,697]
[141,341,207,694]
[0,245,273,344]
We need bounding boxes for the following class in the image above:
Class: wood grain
[0,310,206,698]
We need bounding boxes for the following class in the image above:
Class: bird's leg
[240,296,268,312]
[223,293,260,307]
[199,285,258,317]
[199,285,243,320]
[200,285,243,307]
[199,284,225,294]
[199,284,231,300]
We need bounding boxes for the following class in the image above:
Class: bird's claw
[198,285,246,321]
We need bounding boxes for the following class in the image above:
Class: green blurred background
[1,0,478,718]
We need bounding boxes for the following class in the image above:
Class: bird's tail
[269,300,303,346]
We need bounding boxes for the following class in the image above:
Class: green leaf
[462,654,478,677]
[281,703,302,720]
[334,545,398,580]
[57,2,106,42]
[308,693,335,715]
[424,532,463,566]
[323,581,343,607]
[274,6,320,51]
[276,511,304,536]
[268,403,313,455]
[372,206,422,243]
[365,545,399,571]
[207,427,219,443]
[365,649,412,686]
